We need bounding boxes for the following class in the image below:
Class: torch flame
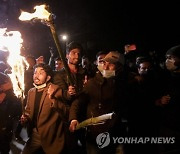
[19,4,51,21]
[18,4,75,85]
[0,28,28,98]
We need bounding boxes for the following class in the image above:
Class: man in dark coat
[69,51,128,154]
[52,41,87,154]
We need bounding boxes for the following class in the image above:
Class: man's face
[55,60,63,71]
[103,61,116,71]
[100,61,116,78]
[33,67,50,85]
[66,48,81,65]
[165,54,180,71]
[138,62,152,76]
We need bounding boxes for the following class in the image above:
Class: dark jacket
[160,71,180,131]
[53,67,86,105]
[69,72,128,143]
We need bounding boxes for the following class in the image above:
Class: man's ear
[66,54,69,60]
[46,75,51,82]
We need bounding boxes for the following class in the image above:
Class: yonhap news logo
[96,132,175,148]
[96,132,110,148]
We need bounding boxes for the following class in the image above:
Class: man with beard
[52,41,86,154]
[21,63,68,154]
[53,41,86,102]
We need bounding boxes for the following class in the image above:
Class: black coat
[69,72,128,142]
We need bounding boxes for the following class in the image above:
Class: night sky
[0,0,180,62]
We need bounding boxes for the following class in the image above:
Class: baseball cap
[103,51,125,65]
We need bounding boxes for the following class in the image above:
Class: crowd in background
[0,42,180,154]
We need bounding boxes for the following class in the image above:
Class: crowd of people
[0,42,180,154]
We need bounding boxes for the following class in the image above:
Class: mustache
[34,77,40,81]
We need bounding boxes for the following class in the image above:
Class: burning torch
[0,28,28,113]
[19,4,74,85]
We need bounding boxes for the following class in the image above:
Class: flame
[0,28,28,98]
[19,4,51,21]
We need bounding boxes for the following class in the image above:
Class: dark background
[0,0,180,62]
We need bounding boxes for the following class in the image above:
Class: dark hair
[54,57,62,61]
[33,63,53,78]
[136,56,152,67]
[96,51,108,59]
[166,45,180,58]
[66,41,83,54]
[82,55,89,59]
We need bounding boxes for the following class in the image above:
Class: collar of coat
[33,82,51,91]
[95,71,124,85]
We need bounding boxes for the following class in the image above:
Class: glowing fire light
[19,4,51,21]
[19,4,74,85]
[0,28,28,98]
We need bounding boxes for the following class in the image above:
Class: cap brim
[103,57,118,64]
